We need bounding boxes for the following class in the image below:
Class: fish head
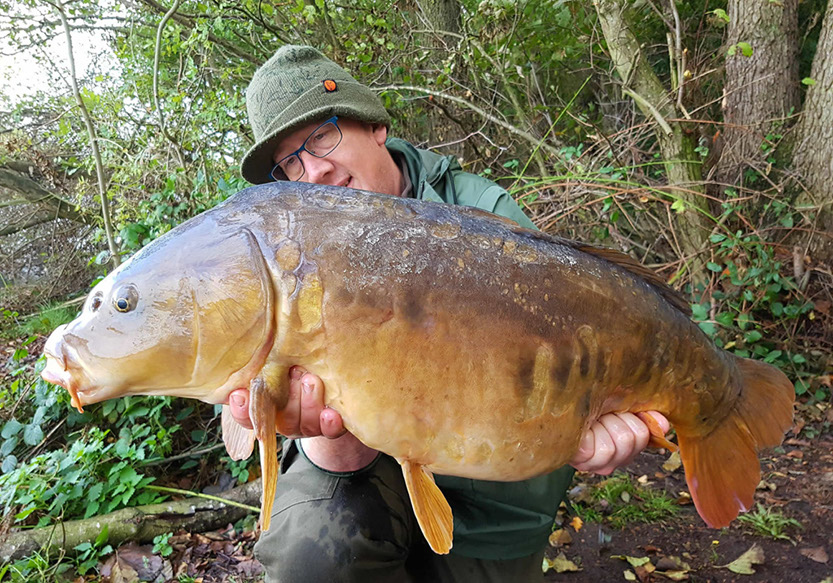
[41,224,274,410]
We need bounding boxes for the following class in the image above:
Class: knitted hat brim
[241,81,389,184]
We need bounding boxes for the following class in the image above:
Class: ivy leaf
[23,424,44,446]
[712,8,730,23]
[671,199,686,213]
[737,42,753,57]
[801,77,816,86]
[1,419,23,439]
[2,455,17,473]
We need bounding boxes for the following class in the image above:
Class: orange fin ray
[636,411,678,452]
[400,460,453,554]
[250,378,279,532]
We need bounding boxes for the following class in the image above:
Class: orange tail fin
[677,357,794,528]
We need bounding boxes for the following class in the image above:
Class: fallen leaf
[635,564,655,582]
[786,449,804,459]
[662,451,682,472]
[548,528,573,547]
[570,516,584,532]
[660,570,691,581]
[800,547,829,564]
[624,569,637,581]
[612,555,653,569]
[722,543,765,575]
[676,491,693,505]
[656,556,691,571]
[542,552,582,573]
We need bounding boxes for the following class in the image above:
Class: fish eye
[113,285,139,313]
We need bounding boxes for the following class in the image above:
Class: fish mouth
[42,327,97,412]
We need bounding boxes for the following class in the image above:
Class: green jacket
[387,138,576,560]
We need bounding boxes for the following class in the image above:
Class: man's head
[241,45,390,185]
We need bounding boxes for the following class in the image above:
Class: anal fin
[221,404,256,460]
[400,460,453,554]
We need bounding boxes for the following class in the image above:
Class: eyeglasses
[270,116,343,181]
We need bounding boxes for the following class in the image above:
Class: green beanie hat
[241,45,391,184]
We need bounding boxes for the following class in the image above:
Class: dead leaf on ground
[721,543,765,575]
[570,516,584,532]
[800,546,829,564]
[612,554,653,570]
[676,491,693,505]
[655,556,691,571]
[549,528,573,547]
[542,552,582,573]
[662,451,682,473]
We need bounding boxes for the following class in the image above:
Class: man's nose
[300,151,335,183]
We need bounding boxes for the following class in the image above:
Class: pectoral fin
[221,404,256,460]
[250,377,280,532]
[636,411,678,452]
[400,460,453,554]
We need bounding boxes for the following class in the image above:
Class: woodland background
[0,0,830,580]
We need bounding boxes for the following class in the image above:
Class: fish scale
[41,182,794,554]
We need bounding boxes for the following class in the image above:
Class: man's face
[272,118,400,196]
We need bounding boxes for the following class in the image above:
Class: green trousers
[254,440,546,583]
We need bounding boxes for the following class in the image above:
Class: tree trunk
[0,167,96,225]
[715,0,799,186]
[593,0,710,279]
[417,0,461,37]
[791,1,833,265]
[0,480,261,562]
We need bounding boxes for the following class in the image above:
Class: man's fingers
[299,372,325,436]
[320,407,347,439]
[275,367,304,436]
[228,388,253,430]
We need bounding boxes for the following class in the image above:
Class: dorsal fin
[510,226,692,317]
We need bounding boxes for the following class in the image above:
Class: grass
[737,503,803,542]
[572,472,680,529]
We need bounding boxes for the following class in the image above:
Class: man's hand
[227,366,346,438]
[569,411,670,475]
[226,367,377,472]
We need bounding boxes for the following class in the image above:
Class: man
[227,45,669,582]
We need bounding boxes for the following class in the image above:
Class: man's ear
[371,123,388,146]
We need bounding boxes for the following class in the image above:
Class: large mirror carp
[41,182,794,554]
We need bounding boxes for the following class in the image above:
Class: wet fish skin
[41,182,795,553]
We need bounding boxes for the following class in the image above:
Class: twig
[45,0,120,268]
[143,485,260,513]
[622,88,674,136]
[376,84,565,160]
[152,0,186,168]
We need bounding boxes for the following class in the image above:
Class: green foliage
[690,199,822,400]
[0,550,71,582]
[573,473,680,529]
[152,531,175,557]
[1,304,78,340]
[74,525,112,575]
[737,503,803,542]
